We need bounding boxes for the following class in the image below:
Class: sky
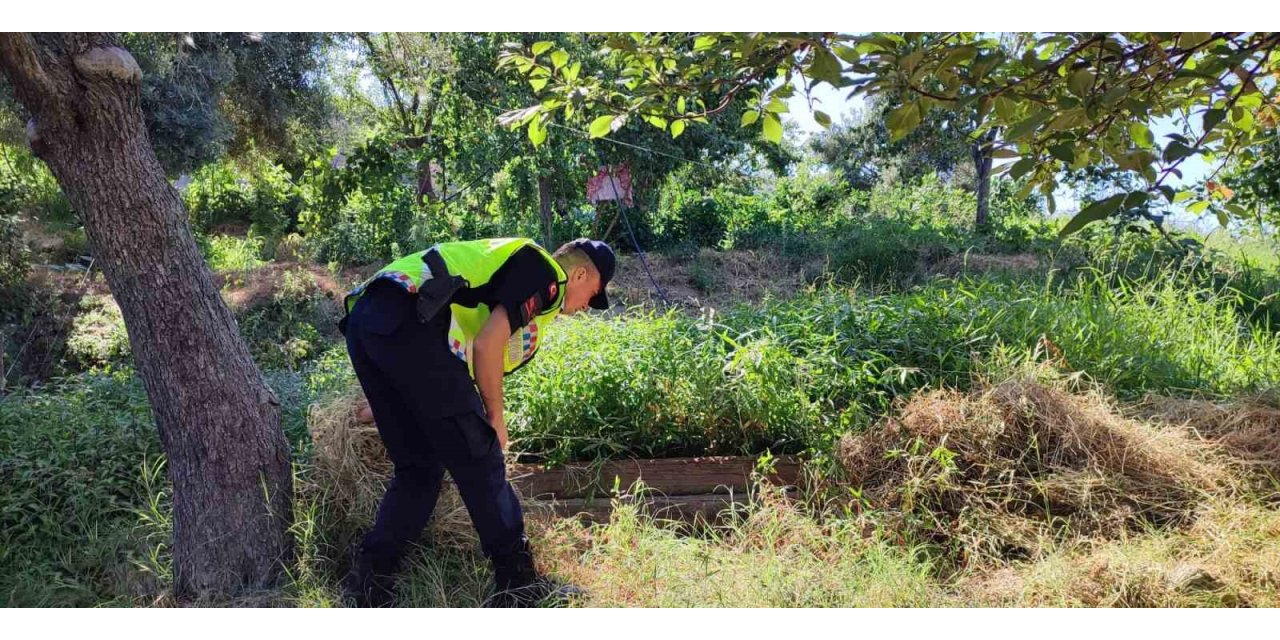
[782,79,1222,234]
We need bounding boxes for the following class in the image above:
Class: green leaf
[938,45,977,72]
[644,115,668,130]
[694,35,719,51]
[589,115,615,138]
[1059,193,1126,237]
[765,97,789,114]
[529,77,548,92]
[1187,200,1210,214]
[532,41,553,56]
[900,49,924,74]
[527,118,547,146]
[564,62,581,83]
[550,50,569,70]
[1173,190,1195,203]
[741,110,760,127]
[1009,157,1036,180]
[670,119,686,138]
[1068,68,1094,98]
[1162,141,1195,163]
[1178,32,1213,48]
[886,103,921,140]
[809,48,843,85]
[994,97,1017,121]
[1128,122,1154,149]
[762,112,783,144]
[678,96,686,114]
[1005,110,1052,141]
[1216,208,1230,227]
[1203,108,1226,132]
[813,110,832,128]
[1049,143,1075,163]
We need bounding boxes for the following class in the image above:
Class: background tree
[122,32,335,176]
[500,32,1280,234]
[811,92,972,190]
[0,33,293,598]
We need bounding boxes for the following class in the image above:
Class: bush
[0,213,30,301]
[201,234,268,274]
[297,139,418,266]
[183,152,302,237]
[0,143,74,223]
[236,268,341,370]
[0,372,160,605]
[64,294,131,371]
[502,270,1280,464]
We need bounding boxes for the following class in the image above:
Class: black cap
[570,238,615,310]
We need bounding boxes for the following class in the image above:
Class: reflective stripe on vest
[343,238,566,376]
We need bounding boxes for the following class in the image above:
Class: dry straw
[838,376,1246,563]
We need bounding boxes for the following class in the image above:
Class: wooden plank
[508,456,803,500]
[523,492,786,524]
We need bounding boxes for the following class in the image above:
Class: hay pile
[1134,394,1280,486]
[838,379,1240,563]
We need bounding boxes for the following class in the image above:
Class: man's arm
[472,304,511,450]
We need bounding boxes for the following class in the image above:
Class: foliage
[200,234,268,274]
[183,152,302,237]
[0,372,160,605]
[63,295,131,371]
[123,32,336,175]
[0,143,74,223]
[503,266,1280,464]
[811,93,973,190]
[236,269,341,370]
[1222,125,1280,221]
[296,136,418,265]
[501,32,1280,233]
[0,212,28,299]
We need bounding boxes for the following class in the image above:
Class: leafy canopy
[499,32,1280,234]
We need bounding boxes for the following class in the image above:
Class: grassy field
[3,215,1280,607]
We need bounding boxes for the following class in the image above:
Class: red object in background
[586,164,634,207]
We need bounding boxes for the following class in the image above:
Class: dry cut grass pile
[838,377,1246,564]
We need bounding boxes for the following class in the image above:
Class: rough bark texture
[972,129,996,230]
[0,33,293,598]
[537,174,554,247]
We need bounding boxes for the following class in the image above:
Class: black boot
[483,538,583,608]
[341,547,398,608]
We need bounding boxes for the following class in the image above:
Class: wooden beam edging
[508,455,804,500]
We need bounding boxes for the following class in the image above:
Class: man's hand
[491,412,509,451]
[473,304,512,451]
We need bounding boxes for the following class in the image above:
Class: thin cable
[545,121,732,175]
[602,161,671,307]
[460,90,745,177]
[438,136,526,204]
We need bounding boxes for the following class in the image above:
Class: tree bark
[537,174,554,247]
[972,129,996,231]
[0,33,293,599]
[416,157,437,204]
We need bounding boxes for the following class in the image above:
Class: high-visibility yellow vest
[344,238,566,376]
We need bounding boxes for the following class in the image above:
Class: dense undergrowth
[5,164,1280,606]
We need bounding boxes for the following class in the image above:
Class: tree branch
[0,33,55,112]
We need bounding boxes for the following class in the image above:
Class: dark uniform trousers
[344,281,526,573]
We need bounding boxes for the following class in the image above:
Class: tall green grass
[510,271,1280,463]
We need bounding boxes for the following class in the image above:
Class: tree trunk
[416,157,437,204]
[972,130,995,231]
[537,174,554,246]
[0,33,293,599]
